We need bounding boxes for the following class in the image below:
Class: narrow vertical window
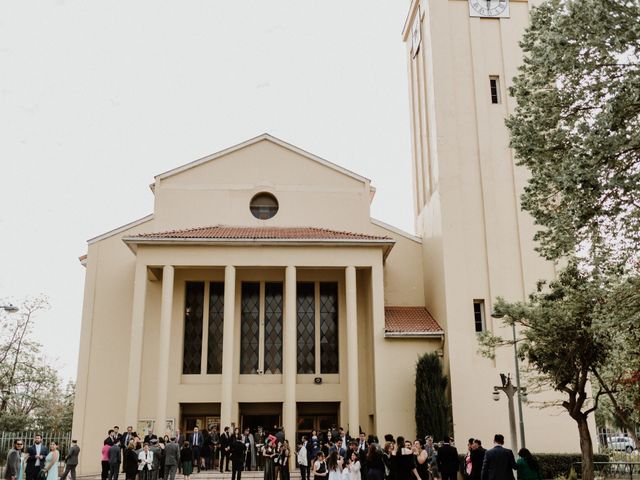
[240,282,260,374]
[297,283,316,374]
[207,282,224,374]
[489,76,500,104]
[183,282,204,374]
[264,282,283,374]
[320,282,339,374]
[473,300,486,333]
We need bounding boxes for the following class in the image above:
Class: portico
[121,231,392,440]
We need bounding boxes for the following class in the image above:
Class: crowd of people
[4,435,80,480]
[86,425,542,480]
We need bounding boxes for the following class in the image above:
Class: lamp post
[491,311,526,451]
[0,304,19,313]
[492,373,526,453]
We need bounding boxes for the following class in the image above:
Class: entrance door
[297,402,340,443]
[241,414,281,433]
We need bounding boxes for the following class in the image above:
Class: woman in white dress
[349,452,361,480]
[327,451,342,480]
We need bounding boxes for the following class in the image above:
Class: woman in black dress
[413,441,428,480]
[366,444,385,480]
[124,442,139,480]
[395,438,419,480]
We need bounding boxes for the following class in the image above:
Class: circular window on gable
[250,192,279,220]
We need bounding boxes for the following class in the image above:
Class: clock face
[469,0,510,18]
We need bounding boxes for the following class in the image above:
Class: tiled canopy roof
[129,225,392,241]
[384,306,443,336]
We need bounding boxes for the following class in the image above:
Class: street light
[0,304,19,313]
[491,310,526,451]
[492,373,526,454]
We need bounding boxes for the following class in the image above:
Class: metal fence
[596,428,640,477]
[0,431,72,472]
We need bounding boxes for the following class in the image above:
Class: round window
[250,192,279,220]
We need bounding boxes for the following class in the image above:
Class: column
[283,266,297,440]
[220,265,236,428]
[345,266,360,436]
[370,261,386,435]
[156,265,174,432]
[125,262,148,427]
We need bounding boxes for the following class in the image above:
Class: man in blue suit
[190,427,203,473]
[481,434,516,480]
[25,435,49,480]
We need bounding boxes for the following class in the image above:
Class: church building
[72,0,584,474]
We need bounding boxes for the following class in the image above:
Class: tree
[415,352,449,441]
[0,296,74,431]
[506,0,640,268]
[481,263,612,480]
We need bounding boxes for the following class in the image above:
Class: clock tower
[402,0,591,452]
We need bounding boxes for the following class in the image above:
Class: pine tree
[415,352,449,441]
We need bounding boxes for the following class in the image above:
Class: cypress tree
[415,352,449,441]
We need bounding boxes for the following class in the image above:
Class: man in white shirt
[297,437,309,480]
[26,435,49,480]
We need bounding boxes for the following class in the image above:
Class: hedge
[457,453,609,479]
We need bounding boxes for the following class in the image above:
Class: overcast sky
[0,1,414,382]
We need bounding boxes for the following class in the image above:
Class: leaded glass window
[240,282,260,374]
[297,282,316,374]
[207,282,224,374]
[320,282,339,373]
[264,282,283,374]
[183,281,204,374]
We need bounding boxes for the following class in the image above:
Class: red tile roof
[129,225,392,241]
[385,306,443,335]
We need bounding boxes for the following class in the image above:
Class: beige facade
[402,0,594,456]
[73,135,442,474]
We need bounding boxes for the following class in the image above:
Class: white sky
[0,1,414,382]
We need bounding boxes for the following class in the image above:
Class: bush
[415,352,449,441]
[536,454,609,479]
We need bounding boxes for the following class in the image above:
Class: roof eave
[122,237,396,258]
[384,331,444,338]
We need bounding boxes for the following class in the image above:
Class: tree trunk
[577,415,595,480]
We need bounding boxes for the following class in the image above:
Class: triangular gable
[153,133,371,186]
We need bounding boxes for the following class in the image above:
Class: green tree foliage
[482,263,639,480]
[506,0,640,267]
[0,296,74,432]
[415,352,449,441]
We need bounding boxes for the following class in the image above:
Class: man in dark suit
[121,426,137,448]
[470,439,486,480]
[220,427,231,473]
[25,435,49,480]
[481,434,516,480]
[60,440,80,480]
[190,427,203,473]
[230,435,247,480]
[436,436,459,480]
[164,437,181,480]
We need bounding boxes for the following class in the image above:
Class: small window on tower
[489,76,500,104]
[473,300,486,333]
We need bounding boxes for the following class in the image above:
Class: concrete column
[125,262,148,427]
[370,261,386,436]
[220,265,236,429]
[156,265,174,433]
[345,266,360,436]
[283,266,297,440]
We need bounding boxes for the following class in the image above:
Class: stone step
[79,471,302,480]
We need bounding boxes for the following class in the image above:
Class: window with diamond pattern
[264,282,283,374]
[297,282,316,374]
[207,282,224,374]
[183,281,204,374]
[320,282,339,373]
[240,282,260,374]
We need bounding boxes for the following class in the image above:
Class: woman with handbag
[41,442,59,480]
